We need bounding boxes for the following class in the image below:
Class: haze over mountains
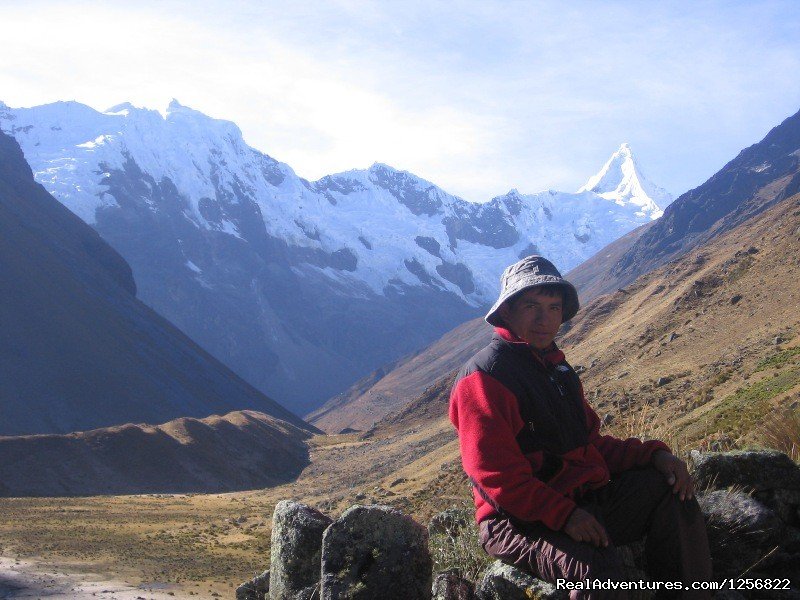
[0,129,312,437]
[0,99,669,414]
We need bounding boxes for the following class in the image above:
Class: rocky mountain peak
[578,143,672,219]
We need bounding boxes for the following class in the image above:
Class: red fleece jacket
[449,327,669,531]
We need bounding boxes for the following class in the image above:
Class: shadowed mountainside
[0,410,313,496]
[0,130,313,436]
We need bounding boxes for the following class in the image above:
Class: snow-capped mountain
[578,142,672,219]
[0,100,668,413]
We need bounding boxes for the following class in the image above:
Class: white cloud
[1,0,799,202]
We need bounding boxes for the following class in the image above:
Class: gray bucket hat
[485,255,580,325]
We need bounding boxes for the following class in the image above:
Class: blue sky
[2,0,799,202]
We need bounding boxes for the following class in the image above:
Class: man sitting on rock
[449,255,712,598]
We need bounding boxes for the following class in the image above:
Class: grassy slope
[560,193,800,453]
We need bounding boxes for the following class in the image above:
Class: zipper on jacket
[549,374,567,397]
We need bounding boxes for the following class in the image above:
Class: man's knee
[479,517,627,583]
[649,483,709,543]
[625,466,674,509]
[640,465,672,492]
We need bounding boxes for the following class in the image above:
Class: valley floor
[0,420,468,596]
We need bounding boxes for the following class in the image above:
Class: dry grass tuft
[753,407,800,462]
[608,402,692,459]
[428,503,492,584]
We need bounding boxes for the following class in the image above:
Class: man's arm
[450,370,577,531]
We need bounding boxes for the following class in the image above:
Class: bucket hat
[485,255,580,325]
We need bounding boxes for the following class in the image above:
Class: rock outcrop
[238,450,800,599]
[270,501,332,600]
[692,450,800,524]
[477,561,567,600]
[432,569,476,600]
[691,450,800,584]
[321,505,432,599]
[237,570,270,600]
[699,490,784,577]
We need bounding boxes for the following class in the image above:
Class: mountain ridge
[0,410,313,496]
[578,142,672,218]
[1,99,668,413]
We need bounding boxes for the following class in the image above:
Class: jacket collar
[493,326,565,366]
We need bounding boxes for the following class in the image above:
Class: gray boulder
[698,490,784,576]
[477,561,567,600]
[432,569,476,600]
[691,450,800,527]
[758,488,800,526]
[270,500,332,600]
[320,504,432,600]
[691,450,800,492]
[237,570,270,600]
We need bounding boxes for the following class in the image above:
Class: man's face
[498,288,563,350]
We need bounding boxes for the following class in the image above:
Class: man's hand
[652,450,695,501]
[563,508,609,547]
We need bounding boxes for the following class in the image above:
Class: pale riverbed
[0,557,196,599]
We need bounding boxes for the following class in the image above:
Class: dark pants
[478,467,713,599]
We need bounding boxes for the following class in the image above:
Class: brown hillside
[0,410,313,497]
[560,193,800,449]
[384,192,800,452]
[307,317,493,433]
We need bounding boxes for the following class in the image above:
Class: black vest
[455,333,590,479]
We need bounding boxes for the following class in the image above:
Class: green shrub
[703,368,800,440]
[755,347,800,372]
